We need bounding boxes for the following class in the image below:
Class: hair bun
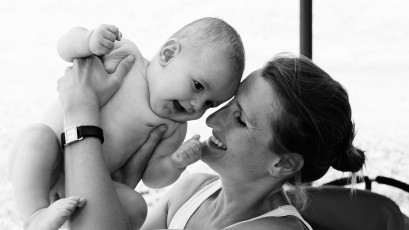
[331,146,365,172]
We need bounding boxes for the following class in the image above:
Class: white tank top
[168,178,313,229]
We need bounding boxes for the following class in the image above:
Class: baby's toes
[67,196,86,207]
[56,196,84,216]
[76,197,86,207]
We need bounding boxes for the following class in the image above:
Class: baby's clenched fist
[89,24,122,56]
[170,134,202,169]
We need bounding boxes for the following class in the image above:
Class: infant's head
[147,17,245,122]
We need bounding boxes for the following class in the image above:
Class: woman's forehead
[236,70,282,126]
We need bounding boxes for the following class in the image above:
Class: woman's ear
[269,153,304,178]
[159,38,180,66]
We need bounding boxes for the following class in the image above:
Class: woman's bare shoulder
[167,173,219,218]
[170,173,218,199]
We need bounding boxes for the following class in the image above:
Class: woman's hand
[57,54,135,110]
[112,125,167,189]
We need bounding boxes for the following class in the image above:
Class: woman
[58,53,365,229]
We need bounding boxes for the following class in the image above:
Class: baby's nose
[191,100,205,112]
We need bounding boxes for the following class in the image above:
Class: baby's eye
[194,81,204,92]
[205,101,215,108]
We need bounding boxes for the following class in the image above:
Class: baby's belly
[99,114,178,174]
[101,124,153,173]
[93,63,179,174]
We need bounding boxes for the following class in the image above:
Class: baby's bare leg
[9,124,82,230]
[114,181,148,229]
[29,196,86,230]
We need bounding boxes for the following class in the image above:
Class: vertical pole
[300,0,312,59]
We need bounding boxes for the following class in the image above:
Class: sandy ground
[1,0,408,229]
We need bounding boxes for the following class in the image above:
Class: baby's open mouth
[174,100,186,112]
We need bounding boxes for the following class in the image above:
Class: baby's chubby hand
[89,24,122,56]
[171,134,202,169]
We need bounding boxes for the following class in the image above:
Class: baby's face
[149,46,240,122]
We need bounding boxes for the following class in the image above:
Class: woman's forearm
[63,105,130,230]
[57,55,135,229]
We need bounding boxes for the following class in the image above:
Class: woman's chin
[201,138,226,161]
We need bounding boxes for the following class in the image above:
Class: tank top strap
[169,178,312,230]
[168,178,222,229]
[225,205,313,230]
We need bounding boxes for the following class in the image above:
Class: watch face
[65,126,79,144]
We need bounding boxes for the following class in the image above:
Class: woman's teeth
[210,136,226,150]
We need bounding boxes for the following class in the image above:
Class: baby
[9,17,244,230]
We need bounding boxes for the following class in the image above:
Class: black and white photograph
[1,1,408,229]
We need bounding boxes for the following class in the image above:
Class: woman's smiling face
[201,70,284,180]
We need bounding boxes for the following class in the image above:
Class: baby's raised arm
[142,124,202,189]
[57,24,122,62]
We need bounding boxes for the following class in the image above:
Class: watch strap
[78,125,104,143]
[61,125,104,149]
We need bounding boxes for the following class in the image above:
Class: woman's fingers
[57,54,135,108]
[120,125,167,188]
[137,125,167,154]
[110,55,135,83]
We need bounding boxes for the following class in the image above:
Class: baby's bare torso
[43,43,181,174]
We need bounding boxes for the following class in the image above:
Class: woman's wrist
[63,103,100,127]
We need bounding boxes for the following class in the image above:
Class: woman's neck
[209,177,291,227]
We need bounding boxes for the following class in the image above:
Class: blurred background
[1,0,408,229]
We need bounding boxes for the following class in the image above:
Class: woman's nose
[206,105,228,131]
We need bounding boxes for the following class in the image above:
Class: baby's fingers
[186,147,201,164]
[106,24,122,41]
[184,136,201,150]
[184,141,202,159]
[102,30,118,42]
[190,134,200,141]
[102,39,115,50]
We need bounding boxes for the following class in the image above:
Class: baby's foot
[25,196,86,230]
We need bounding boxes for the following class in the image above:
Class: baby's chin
[151,103,204,122]
[167,113,201,123]
[152,107,194,122]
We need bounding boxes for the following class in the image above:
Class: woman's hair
[261,54,366,210]
[261,54,366,183]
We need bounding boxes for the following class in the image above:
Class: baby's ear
[159,38,180,66]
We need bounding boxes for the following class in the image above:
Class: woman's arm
[58,55,134,230]
[112,125,168,189]
[141,123,187,189]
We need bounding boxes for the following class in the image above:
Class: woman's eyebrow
[236,101,249,121]
[237,100,258,126]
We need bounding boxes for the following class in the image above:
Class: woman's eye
[236,117,246,127]
[194,81,204,92]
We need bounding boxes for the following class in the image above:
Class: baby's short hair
[171,17,245,79]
